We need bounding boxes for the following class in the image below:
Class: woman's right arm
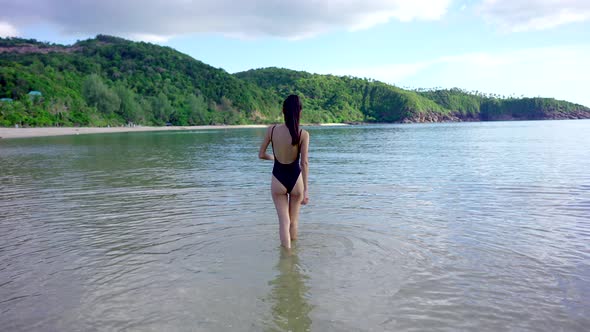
[259,126,275,161]
[300,130,310,205]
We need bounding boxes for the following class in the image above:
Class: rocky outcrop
[401,107,590,123]
[402,111,462,123]
[0,44,82,54]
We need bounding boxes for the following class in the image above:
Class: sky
[1,0,589,106]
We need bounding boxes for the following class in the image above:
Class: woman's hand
[302,189,309,205]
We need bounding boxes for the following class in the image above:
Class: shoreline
[0,123,349,139]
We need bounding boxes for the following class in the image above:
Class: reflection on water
[266,247,312,332]
[1,120,589,331]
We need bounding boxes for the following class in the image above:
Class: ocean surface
[1,120,589,331]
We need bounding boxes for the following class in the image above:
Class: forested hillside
[1,35,589,127]
[236,67,590,123]
[0,35,278,126]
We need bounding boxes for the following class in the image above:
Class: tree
[186,93,208,125]
[82,74,120,115]
[114,84,141,123]
[151,93,173,125]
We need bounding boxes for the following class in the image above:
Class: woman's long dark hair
[282,95,302,145]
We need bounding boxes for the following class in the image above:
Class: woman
[259,95,310,249]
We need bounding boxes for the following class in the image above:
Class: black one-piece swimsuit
[271,125,302,194]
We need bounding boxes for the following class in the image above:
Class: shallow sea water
[1,120,589,331]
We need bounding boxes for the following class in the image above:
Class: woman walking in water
[259,95,310,249]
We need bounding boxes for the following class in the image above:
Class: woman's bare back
[271,124,301,164]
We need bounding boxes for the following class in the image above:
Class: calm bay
[1,120,589,331]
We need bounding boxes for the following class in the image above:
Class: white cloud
[325,45,590,107]
[0,0,451,41]
[479,0,590,32]
[128,33,173,44]
[0,21,18,37]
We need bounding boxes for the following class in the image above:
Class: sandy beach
[0,125,265,139]
[0,123,348,139]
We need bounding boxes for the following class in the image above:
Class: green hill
[236,68,590,123]
[1,35,589,127]
[0,35,278,126]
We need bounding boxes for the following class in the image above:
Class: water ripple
[1,121,589,331]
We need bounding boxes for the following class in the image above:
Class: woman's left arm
[258,126,275,161]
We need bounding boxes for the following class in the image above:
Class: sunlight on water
[1,120,589,331]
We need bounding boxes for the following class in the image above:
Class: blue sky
[1,0,589,106]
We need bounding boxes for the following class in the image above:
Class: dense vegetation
[1,35,589,127]
[0,35,278,127]
[236,68,590,123]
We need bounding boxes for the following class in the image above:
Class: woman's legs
[288,175,304,241]
[271,176,291,248]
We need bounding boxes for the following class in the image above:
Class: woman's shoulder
[299,128,309,146]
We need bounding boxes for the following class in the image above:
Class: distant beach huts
[1,91,43,102]
[1,91,43,103]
